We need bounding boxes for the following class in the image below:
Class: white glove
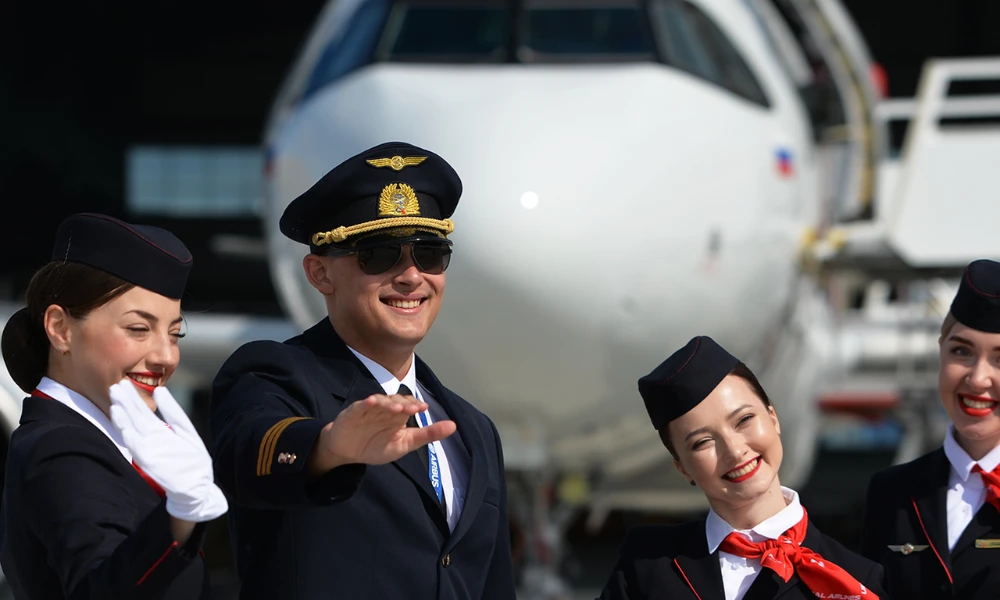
[109,379,228,523]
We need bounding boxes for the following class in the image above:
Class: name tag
[975,539,1000,549]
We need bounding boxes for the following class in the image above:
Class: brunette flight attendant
[862,259,1000,599]
[600,336,887,600]
[0,213,228,599]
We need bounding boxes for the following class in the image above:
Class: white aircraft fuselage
[265,0,832,507]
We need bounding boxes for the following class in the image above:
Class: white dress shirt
[705,486,804,600]
[348,347,467,531]
[36,376,132,462]
[943,426,1000,550]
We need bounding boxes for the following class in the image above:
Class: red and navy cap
[52,213,193,299]
[638,336,739,430]
[950,259,1000,334]
[279,141,462,252]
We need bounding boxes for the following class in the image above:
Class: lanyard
[417,411,444,504]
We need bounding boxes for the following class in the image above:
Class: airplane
[0,0,998,596]
[256,0,1000,593]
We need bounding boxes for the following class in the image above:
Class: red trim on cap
[673,558,703,600]
[659,338,701,383]
[911,498,952,584]
[965,266,1000,298]
[137,541,178,586]
[77,213,192,263]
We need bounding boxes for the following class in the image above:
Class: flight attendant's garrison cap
[950,259,1000,333]
[52,213,193,298]
[279,141,462,252]
[638,336,739,429]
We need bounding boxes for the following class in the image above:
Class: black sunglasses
[337,242,452,275]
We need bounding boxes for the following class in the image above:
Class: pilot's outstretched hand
[109,379,229,523]
[310,392,456,472]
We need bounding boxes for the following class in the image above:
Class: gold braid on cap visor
[312,217,455,246]
[311,182,456,246]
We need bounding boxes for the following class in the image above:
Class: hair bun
[1,307,49,393]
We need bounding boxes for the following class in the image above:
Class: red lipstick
[724,456,762,483]
[958,393,998,418]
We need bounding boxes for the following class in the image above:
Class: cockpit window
[519,0,654,61]
[300,0,768,109]
[303,0,392,98]
[649,0,770,107]
[378,3,509,61]
[376,0,652,63]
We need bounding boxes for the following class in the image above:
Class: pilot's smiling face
[325,244,446,356]
[939,322,1000,451]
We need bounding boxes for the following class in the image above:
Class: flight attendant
[601,335,887,600]
[0,213,228,599]
[862,259,1000,599]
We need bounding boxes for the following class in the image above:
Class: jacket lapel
[911,448,953,574]
[301,319,448,528]
[417,357,487,549]
[952,501,1000,558]
[673,525,726,600]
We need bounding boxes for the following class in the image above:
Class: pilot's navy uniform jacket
[0,394,210,599]
[601,518,887,600]
[862,447,1000,599]
[210,318,516,600]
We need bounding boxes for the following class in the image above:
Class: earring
[689,480,697,487]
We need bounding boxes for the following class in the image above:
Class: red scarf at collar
[719,508,876,599]
[973,464,1000,513]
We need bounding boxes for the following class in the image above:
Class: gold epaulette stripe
[312,217,454,246]
[257,417,311,476]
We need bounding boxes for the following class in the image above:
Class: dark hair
[657,361,772,460]
[1,262,134,393]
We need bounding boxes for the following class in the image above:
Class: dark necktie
[399,384,446,512]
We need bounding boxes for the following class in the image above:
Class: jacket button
[441,554,451,568]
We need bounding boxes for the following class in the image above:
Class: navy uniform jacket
[0,395,210,599]
[210,318,516,600]
[600,519,888,600]
[862,448,1000,599]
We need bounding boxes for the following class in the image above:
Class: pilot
[0,213,227,599]
[862,259,1000,599]
[600,336,888,600]
[210,141,516,599]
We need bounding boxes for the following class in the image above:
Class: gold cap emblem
[366,155,427,171]
[379,183,420,217]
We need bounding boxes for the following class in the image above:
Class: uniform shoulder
[221,337,309,370]
[10,417,124,473]
[813,528,878,567]
[869,447,945,489]
[617,520,705,560]
[213,336,316,390]
[811,527,884,583]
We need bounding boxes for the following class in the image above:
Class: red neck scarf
[719,508,876,599]
[33,387,166,499]
[973,464,1000,513]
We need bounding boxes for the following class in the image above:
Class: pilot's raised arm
[209,142,515,600]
